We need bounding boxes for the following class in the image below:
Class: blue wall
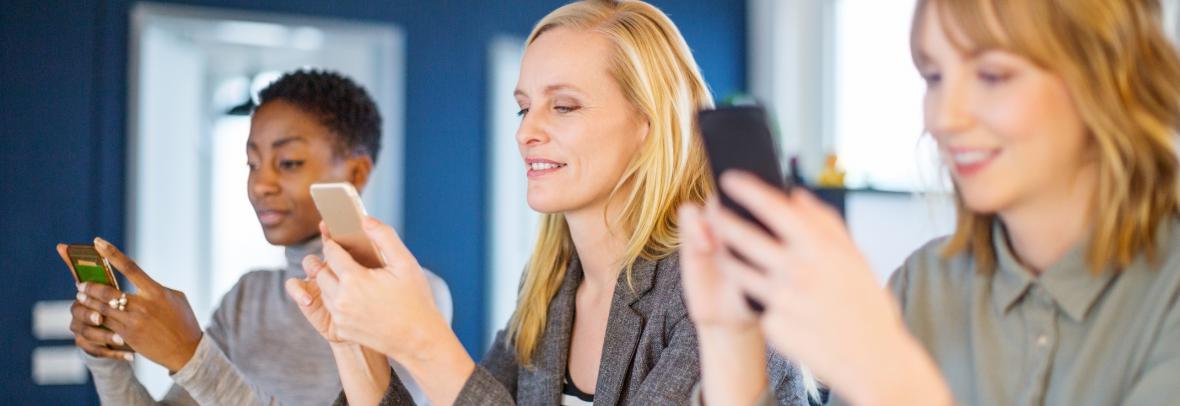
[0,0,746,402]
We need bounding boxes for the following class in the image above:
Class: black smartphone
[698,105,791,313]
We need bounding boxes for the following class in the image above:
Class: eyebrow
[246,136,309,151]
[513,83,584,99]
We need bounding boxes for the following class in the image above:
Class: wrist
[166,332,204,373]
[698,323,762,343]
[698,324,767,406]
[845,327,951,406]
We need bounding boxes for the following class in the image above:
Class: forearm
[698,326,769,406]
[839,328,952,406]
[170,334,273,406]
[82,352,172,406]
[331,342,392,406]
[395,327,476,406]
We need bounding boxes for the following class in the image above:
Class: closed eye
[278,160,305,171]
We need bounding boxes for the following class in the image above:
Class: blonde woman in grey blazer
[284,1,809,405]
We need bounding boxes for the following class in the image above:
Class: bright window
[832,0,943,192]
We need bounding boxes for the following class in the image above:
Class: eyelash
[516,105,582,118]
[279,160,305,170]
[922,72,943,87]
[978,71,1011,85]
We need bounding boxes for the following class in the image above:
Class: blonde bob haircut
[912,0,1180,273]
[506,0,715,366]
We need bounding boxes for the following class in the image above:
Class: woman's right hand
[286,261,344,343]
[679,198,761,331]
[286,223,345,343]
[58,244,134,362]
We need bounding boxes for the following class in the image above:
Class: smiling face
[246,100,369,245]
[914,3,1091,215]
[514,28,649,215]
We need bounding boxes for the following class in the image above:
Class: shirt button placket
[1021,286,1057,406]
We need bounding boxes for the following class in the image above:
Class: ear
[348,155,374,194]
[637,117,651,143]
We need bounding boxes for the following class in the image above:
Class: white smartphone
[309,183,386,268]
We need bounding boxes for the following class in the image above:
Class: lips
[947,148,1000,177]
[256,209,289,227]
[525,157,568,179]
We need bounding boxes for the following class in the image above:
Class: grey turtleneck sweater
[81,238,453,406]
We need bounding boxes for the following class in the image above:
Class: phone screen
[62,244,119,288]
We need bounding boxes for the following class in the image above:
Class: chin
[957,186,1010,215]
[526,192,576,215]
[260,226,316,247]
[260,228,293,246]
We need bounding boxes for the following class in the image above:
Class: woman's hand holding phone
[70,238,203,373]
[289,217,474,405]
[295,218,449,358]
[697,171,950,405]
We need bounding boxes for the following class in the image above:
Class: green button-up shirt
[852,220,1180,405]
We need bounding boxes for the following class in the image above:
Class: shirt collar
[284,236,324,278]
[990,221,1115,322]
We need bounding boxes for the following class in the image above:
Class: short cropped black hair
[256,69,382,163]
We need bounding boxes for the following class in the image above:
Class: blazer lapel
[592,256,659,405]
[520,254,582,405]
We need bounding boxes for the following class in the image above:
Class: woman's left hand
[309,217,450,361]
[707,172,950,405]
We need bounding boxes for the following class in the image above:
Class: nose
[926,75,974,138]
[515,109,549,148]
[249,163,280,201]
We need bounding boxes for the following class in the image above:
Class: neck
[998,165,1096,273]
[565,202,629,292]
[284,235,324,274]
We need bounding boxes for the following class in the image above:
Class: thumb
[285,277,317,308]
[93,237,159,293]
[361,216,418,271]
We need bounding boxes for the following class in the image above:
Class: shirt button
[1036,335,1049,347]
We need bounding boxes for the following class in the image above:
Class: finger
[678,204,715,254]
[79,282,121,305]
[705,203,789,272]
[75,337,135,362]
[719,171,810,243]
[72,299,105,327]
[716,249,776,303]
[361,216,418,270]
[792,188,848,236]
[285,277,318,308]
[319,239,364,283]
[76,286,132,326]
[93,237,158,293]
[56,243,73,269]
[76,322,127,347]
[302,254,329,279]
[310,255,341,300]
[319,221,332,240]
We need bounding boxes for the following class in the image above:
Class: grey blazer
[350,252,699,405]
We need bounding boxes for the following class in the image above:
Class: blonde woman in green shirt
[680,0,1180,405]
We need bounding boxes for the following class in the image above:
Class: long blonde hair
[506,0,715,366]
[913,0,1180,273]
